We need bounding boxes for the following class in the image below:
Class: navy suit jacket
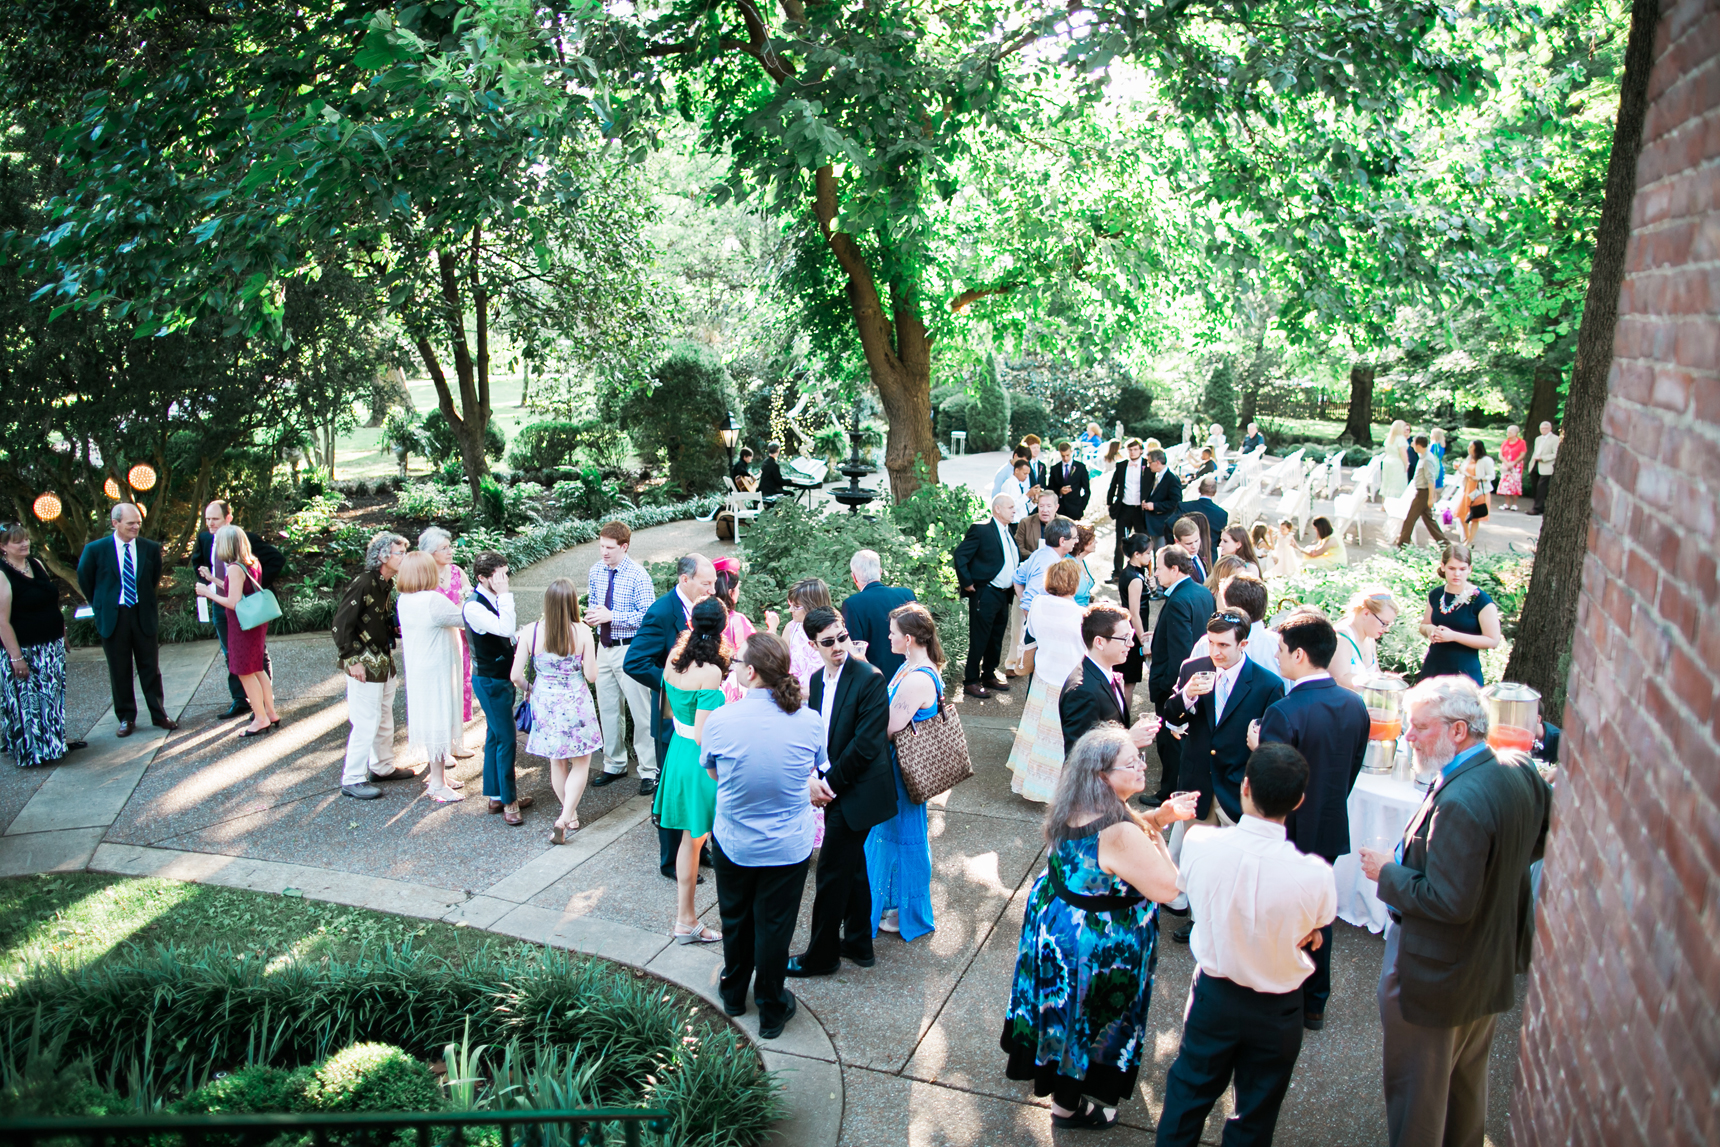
[76,535,163,639]
[1147,576,1216,705]
[1259,677,1371,862]
[1181,496,1228,534]
[1162,655,1285,821]
[807,655,895,833]
[623,590,690,755]
[1140,469,1183,536]
[841,581,916,683]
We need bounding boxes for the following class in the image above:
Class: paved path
[1,494,1529,1145]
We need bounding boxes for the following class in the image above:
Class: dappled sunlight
[148,702,352,814]
[0,877,198,981]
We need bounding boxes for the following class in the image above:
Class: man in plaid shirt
[585,522,660,794]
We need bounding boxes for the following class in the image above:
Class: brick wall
[1510,2,1720,1144]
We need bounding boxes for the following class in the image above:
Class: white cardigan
[396,590,466,761]
[1026,594,1087,690]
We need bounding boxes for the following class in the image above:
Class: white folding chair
[725,486,764,542]
[1331,488,1365,544]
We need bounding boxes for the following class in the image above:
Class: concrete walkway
[1,493,1528,1145]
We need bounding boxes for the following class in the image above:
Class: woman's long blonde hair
[213,524,255,568]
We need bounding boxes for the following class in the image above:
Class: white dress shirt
[1000,476,1031,522]
[1122,460,1143,505]
[819,663,841,735]
[1179,815,1338,994]
[112,534,139,606]
[1284,670,1332,692]
[989,519,1019,589]
[461,585,517,636]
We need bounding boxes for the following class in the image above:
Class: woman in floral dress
[1497,425,1527,510]
[510,578,603,842]
[421,527,474,758]
[1002,727,1196,1130]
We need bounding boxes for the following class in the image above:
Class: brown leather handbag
[894,698,974,804]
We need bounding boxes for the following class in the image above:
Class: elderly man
[952,494,1021,698]
[194,499,287,720]
[332,532,412,799]
[1526,421,1559,515]
[76,503,175,737]
[1358,677,1551,1147]
[840,548,916,684]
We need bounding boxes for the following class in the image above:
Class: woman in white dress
[1006,560,1088,803]
[1331,587,1399,692]
[395,552,469,802]
[1380,420,1410,500]
[419,527,474,759]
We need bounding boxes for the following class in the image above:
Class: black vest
[466,592,514,679]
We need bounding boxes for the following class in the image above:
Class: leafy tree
[617,345,736,493]
[966,354,1011,453]
[1199,360,1238,444]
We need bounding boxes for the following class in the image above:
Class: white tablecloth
[1334,771,1427,933]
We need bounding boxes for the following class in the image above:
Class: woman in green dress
[655,597,732,944]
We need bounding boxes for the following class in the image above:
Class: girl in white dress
[395,553,468,802]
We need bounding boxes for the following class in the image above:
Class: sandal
[672,923,722,945]
[1050,1099,1119,1130]
[549,820,579,845]
[426,785,464,803]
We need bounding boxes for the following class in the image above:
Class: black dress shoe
[639,778,657,796]
[785,956,839,978]
[1172,920,1194,944]
[759,991,797,1040]
[591,770,628,787]
[1304,1011,1326,1031]
[840,947,877,968]
[722,998,746,1017]
[220,702,252,720]
[65,741,88,752]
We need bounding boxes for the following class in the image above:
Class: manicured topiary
[965,354,1011,452]
[303,1043,443,1114]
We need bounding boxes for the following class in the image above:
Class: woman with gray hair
[1002,727,1197,1130]
[420,526,474,758]
[0,521,80,766]
[333,532,413,800]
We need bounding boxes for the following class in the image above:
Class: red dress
[223,560,269,675]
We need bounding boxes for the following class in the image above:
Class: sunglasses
[1210,610,1247,625]
[816,631,851,648]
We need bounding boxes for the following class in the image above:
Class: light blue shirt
[1397,742,1488,862]
[1014,541,1068,615]
[701,690,827,867]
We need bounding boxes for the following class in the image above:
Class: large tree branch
[813,164,900,374]
[950,282,1019,313]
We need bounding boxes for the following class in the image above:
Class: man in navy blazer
[839,549,916,684]
[1138,449,1184,547]
[76,503,176,736]
[1181,477,1229,534]
[1147,546,1216,804]
[624,553,716,875]
[1256,607,1371,1028]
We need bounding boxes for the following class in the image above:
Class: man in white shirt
[1156,742,1337,1147]
[1527,420,1560,515]
[953,494,1022,698]
[991,447,1031,497]
[998,457,1033,522]
[461,551,528,822]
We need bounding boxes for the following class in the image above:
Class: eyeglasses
[1098,632,1132,644]
[816,631,850,648]
[1106,761,1146,773]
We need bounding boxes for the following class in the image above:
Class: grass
[333,374,541,481]
[0,874,530,988]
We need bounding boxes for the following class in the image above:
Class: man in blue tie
[76,503,175,737]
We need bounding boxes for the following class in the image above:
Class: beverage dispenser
[1360,675,1408,775]
[1483,682,1541,755]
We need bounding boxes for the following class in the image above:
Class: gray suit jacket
[1376,746,1551,1027]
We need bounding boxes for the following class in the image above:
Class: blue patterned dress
[1001,823,1159,1105]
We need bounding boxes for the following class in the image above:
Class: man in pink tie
[1058,604,1160,757]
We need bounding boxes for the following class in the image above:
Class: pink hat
[711,556,741,575]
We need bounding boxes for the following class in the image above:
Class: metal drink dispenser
[1360,676,1408,775]
[1483,682,1541,755]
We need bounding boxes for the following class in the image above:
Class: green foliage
[279,493,347,552]
[476,479,531,532]
[395,483,474,523]
[889,461,986,543]
[381,410,426,471]
[1113,385,1154,436]
[1200,361,1238,443]
[618,347,735,494]
[935,392,971,445]
[0,1026,129,1119]
[1007,393,1052,444]
[966,356,1011,453]
[304,1044,442,1115]
[423,412,507,468]
[547,471,635,522]
[507,421,598,473]
[175,1064,314,1116]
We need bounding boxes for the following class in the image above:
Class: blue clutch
[513,698,533,734]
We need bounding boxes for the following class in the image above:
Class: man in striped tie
[76,503,175,737]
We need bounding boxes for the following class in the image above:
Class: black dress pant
[102,606,166,724]
[1111,504,1146,574]
[1532,471,1551,514]
[803,813,873,969]
[1156,971,1306,1147]
[1304,923,1334,1015]
[713,840,810,1029]
[1152,702,1182,804]
[213,605,271,705]
[964,584,1013,684]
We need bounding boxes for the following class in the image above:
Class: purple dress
[223,560,269,675]
[525,647,604,760]
[436,565,473,721]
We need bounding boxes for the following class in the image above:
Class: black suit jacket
[1147,576,1216,704]
[194,529,287,589]
[623,590,690,753]
[1161,655,1285,821]
[841,581,917,683]
[1024,457,1049,490]
[759,456,786,497]
[1376,747,1551,1027]
[1181,496,1228,534]
[1259,677,1371,861]
[1141,469,1183,536]
[76,535,163,639]
[1059,656,1130,757]
[807,656,895,833]
[1105,459,1146,511]
[1051,458,1090,520]
[951,519,1020,599]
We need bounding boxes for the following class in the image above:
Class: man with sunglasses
[787,608,894,978]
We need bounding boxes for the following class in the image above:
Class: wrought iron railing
[0,1109,673,1147]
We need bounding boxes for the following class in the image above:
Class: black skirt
[1000,1025,1141,1107]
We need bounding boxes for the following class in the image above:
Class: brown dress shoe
[503,807,525,826]
[116,719,135,737]
[152,717,179,731]
[962,682,990,699]
[488,795,535,814]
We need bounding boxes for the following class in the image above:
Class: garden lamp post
[719,411,741,472]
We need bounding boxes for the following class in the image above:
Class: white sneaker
[878,909,900,934]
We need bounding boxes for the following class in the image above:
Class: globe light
[104,478,123,500]
[32,493,62,522]
[127,463,158,491]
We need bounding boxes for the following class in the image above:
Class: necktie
[1111,673,1127,718]
[121,542,137,608]
[601,567,616,646]
[1215,671,1230,723]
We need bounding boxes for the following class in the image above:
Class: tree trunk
[415,241,494,506]
[1237,331,1267,429]
[1339,361,1375,445]
[519,360,531,407]
[1504,0,1658,707]
[1524,359,1563,435]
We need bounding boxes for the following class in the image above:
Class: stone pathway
[0,496,1530,1145]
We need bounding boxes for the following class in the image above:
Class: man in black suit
[758,441,786,498]
[1181,477,1228,534]
[787,608,895,977]
[624,552,717,875]
[1147,546,1216,804]
[1051,441,1090,520]
[1139,448,1183,550]
[1105,438,1147,579]
[195,499,287,720]
[76,502,176,737]
[1058,605,1160,756]
[1019,434,1049,489]
[840,549,916,683]
[951,494,1021,699]
[1255,608,1370,1029]
[1160,609,1285,942]
[1358,677,1550,1147]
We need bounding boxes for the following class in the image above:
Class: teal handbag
[234,568,282,631]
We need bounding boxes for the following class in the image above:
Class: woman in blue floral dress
[1001,725,1198,1130]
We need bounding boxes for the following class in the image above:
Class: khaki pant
[1397,487,1449,547]
[595,641,657,779]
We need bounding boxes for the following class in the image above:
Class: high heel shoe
[239,724,272,738]
[672,924,722,945]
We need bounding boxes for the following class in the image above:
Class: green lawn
[0,873,529,987]
[331,372,543,481]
